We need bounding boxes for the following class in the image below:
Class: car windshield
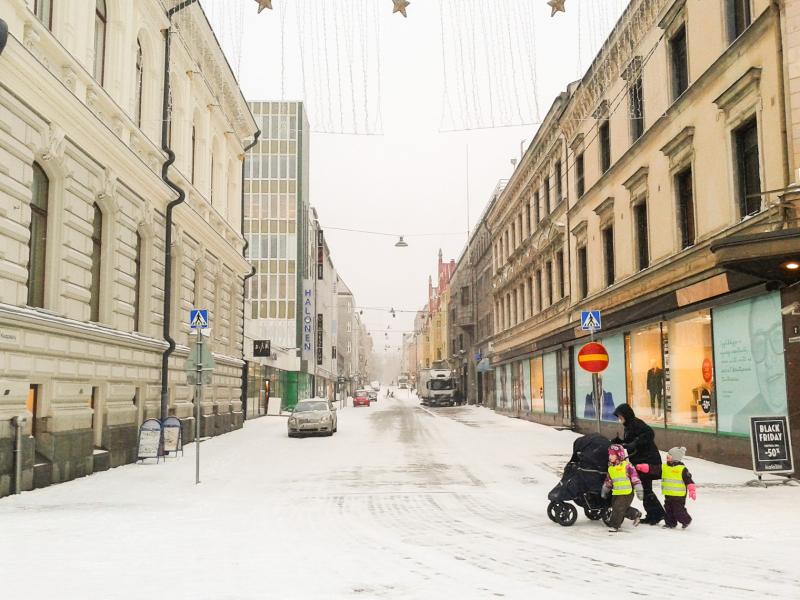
[356,390,368,397]
[294,401,329,412]
[430,379,453,390]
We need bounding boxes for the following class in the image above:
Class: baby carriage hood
[549,434,611,503]
[572,433,613,471]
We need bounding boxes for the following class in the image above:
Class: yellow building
[487,0,800,468]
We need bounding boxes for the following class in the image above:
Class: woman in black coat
[612,403,666,525]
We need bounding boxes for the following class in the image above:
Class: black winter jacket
[612,404,662,465]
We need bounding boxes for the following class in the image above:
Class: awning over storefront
[710,227,800,284]
[476,358,492,373]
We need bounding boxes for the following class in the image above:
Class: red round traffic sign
[578,342,609,373]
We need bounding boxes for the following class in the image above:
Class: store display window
[574,334,626,422]
[530,356,544,412]
[543,352,559,414]
[665,310,715,431]
[511,360,531,414]
[625,323,665,427]
[713,292,788,435]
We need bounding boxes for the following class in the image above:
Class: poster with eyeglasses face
[713,292,788,435]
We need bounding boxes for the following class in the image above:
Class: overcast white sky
[203,0,628,353]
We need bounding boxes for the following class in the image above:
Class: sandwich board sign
[137,419,163,462]
[162,416,183,456]
[749,416,794,475]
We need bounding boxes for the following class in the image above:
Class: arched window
[90,203,103,321]
[135,39,144,127]
[93,0,107,85]
[34,0,53,30]
[27,163,49,308]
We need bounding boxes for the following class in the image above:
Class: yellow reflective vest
[608,460,633,495]
[662,464,687,497]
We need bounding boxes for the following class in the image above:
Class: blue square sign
[581,310,601,331]
[190,309,209,329]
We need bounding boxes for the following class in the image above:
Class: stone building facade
[0,0,257,496]
[487,0,800,468]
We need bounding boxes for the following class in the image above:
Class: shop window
[634,202,649,271]
[713,292,787,435]
[676,167,695,249]
[670,25,689,100]
[726,0,752,43]
[625,324,665,426]
[599,120,611,173]
[665,310,715,431]
[629,76,645,142]
[575,334,625,422]
[530,356,544,412]
[543,353,559,413]
[734,118,761,218]
[576,153,585,197]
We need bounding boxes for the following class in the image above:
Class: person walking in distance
[612,403,666,525]
[601,444,643,532]
[635,446,696,529]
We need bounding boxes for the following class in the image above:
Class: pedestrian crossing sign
[581,310,602,331]
[190,309,209,330]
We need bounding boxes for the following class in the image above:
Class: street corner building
[479,0,800,469]
[0,0,259,497]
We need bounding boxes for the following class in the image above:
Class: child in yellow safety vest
[635,446,696,529]
[601,444,644,532]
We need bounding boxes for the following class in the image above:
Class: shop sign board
[253,339,271,357]
[580,310,602,331]
[302,282,314,362]
[577,342,609,373]
[162,416,183,456]
[137,419,163,462]
[749,416,794,475]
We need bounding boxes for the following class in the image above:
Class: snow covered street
[1,390,799,599]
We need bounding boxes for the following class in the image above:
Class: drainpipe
[159,0,199,421]
[12,416,25,494]
[241,129,261,421]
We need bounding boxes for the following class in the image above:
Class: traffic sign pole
[195,328,202,484]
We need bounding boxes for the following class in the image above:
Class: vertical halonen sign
[302,281,314,363]
[749,416,794,475]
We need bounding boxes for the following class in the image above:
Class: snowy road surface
[2,390,799,599]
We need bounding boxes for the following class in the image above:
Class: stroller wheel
[601,507,614,527]
[557,503,578,527]
[584,507,603,521]
[546,501,561,523]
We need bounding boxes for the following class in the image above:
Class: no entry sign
[578,342,609,373]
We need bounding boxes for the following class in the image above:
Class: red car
[353,390,370,407]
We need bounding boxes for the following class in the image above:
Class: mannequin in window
[583,375,616,422]
[646,359,664,418]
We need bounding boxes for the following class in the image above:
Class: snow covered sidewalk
[0,392,798,599]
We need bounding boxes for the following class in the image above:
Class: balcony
[452,304,475,328]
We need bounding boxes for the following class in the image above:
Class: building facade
[486,0,800,468]
[0,0,257,496]
[243,100,311,411]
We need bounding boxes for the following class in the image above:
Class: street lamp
[395,236,408,248]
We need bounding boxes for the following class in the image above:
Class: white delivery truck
[417,364,456,407]
[398,373,410,390]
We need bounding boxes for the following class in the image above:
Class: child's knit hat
[667,447,687,462]
[608,444,627,461]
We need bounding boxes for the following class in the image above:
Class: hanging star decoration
[254,0,272,13]
[547,0,566,17]
[392,0,410,18]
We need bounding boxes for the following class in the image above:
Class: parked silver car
[287,398,338,437]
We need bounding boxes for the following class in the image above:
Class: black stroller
[547,433,614,527]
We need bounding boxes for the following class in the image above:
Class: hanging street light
[395,236,408,248]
